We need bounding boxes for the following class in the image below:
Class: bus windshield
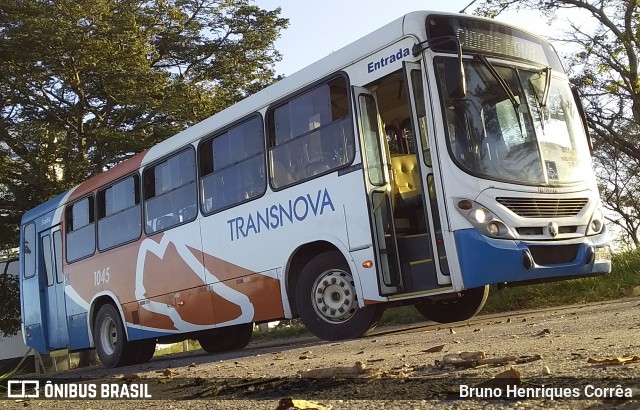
[435,57,592,186]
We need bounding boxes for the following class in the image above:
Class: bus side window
[65,196,96,262]
[97,175,142,250]
[268,75,354,189]
[143,148,197,234]
[199,116,266,214]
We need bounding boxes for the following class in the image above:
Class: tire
[414,285,489,323]
[295,251,382,341]
[128,339,156,365]
[93,304,136,368]
[199,323,253,354]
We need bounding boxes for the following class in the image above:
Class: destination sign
[455,27,547,63]
[426,15,563,70]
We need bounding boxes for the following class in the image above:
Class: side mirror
[570,85,592,152]
[444,58,466,99]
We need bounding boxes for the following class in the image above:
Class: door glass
[359,94,385,186]
[411,69,432,167]
[41,234,54,287]
[23,223,36,278]
[53,231,63,284]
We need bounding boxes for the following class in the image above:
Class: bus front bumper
[454,229,612,289]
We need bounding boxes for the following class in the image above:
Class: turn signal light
[457,199,473,210]
[362,260,374,268]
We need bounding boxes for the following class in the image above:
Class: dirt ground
[3,298,640,409]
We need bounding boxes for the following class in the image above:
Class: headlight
[455,198,514,239]
[586,208,605,236]
[473,208,487,223]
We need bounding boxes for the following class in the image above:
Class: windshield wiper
[474,54,523,113]
[526,67,552,133]
[538,67,551,108]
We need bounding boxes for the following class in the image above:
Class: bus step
[400,259,439,293]
[397,234,431,263]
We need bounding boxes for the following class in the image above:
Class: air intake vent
[496,197,588,218]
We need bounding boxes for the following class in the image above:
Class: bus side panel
[198,247,285,324]
[199,167,377,316]
[21,275,47,353]
[67,311,91,350]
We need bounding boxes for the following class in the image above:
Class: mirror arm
[413,36,466,98]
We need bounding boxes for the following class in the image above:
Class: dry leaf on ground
[587,355,640,365]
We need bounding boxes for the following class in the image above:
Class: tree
[0,0,288,251]
[475,0,640,245]
[0,266,20,337]
[594,140,640,247]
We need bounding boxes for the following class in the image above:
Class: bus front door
[402,61,452,287]
[355,65,451,297]
[40,226,70,350]
[354,87,402,295]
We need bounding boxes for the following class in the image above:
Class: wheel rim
[99,316,118,356]
[311,269,358,324]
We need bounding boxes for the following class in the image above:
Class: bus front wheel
[296,251,382,341]
[414,285,489,323]
[94,304,136,368]
[198,323,253,354]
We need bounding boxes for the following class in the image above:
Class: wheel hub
[311,269,358,323]
[99,317,118,356]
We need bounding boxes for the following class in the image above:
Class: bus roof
[21,191,68,224]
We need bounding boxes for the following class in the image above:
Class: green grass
[155,340,202,356]
[251,320,310,342]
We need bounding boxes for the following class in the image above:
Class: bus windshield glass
[435,58,592,185]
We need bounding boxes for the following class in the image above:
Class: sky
[254,0,582,77]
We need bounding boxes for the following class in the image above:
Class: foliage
[0,0,288,251]
[0,271,20,337]
[595,142,640,248]
[474,0,640,245]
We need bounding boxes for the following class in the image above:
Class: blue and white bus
[19,11,610,368]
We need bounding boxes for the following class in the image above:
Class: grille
[496,197,588,218]
[529,244,580,265]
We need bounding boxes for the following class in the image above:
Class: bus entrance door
[354,87,402,295]
[356,65,449,297]
[39,226,70,350]
[402,62,452,288]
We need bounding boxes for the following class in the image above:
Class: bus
[19,11,611,368]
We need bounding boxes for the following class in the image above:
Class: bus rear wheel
[296,251,382,341]
[414,285,489,323]
[198,323,253,354]
[128,339,156,365]
[94,304,136,368]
